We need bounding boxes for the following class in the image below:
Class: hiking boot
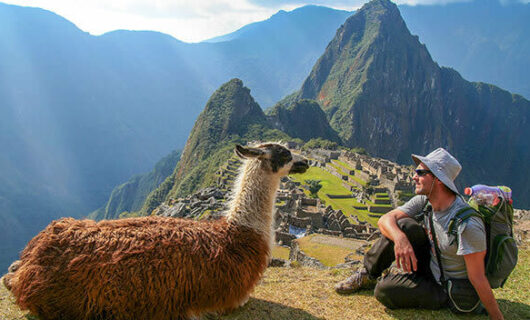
[335,267,376,294]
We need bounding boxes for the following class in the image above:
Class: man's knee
[374,278,398,309]
[397,218,427,243]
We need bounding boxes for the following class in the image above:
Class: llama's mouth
[289,160,309,174]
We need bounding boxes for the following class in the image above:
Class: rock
[269,258,289,267]
[329,220,341,231]
[289,241,327,269]
[190,200,201,209]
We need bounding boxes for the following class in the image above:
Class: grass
[289,167,379,226]
[272,245,291,260]
[2,246,529,320]
[220,245,530,320]
[331,159,355,171]
[329,161,369,188]
[295,234,365,267]
[328,162,347,176]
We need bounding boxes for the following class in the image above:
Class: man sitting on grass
[335,148,504,320]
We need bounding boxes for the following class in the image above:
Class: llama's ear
[235,145,265,159]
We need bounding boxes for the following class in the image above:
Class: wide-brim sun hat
[411,148,461,195]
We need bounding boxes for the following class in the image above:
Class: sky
[2,0,529,42]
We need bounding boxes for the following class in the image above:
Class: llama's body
[6,143,308,320]
[11,217,268,320]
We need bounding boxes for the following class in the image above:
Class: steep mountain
[90,150,181,220]
[141,79,289,214]
[295,0,530,208]
[400,0,530,100]
[267,99,341,143]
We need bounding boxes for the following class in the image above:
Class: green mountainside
[295,0,530,208]
[89,150,181,220]
[141,79,289,215]
[266,99,341,143]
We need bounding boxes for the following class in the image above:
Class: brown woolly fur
[7,143,307,320]
[10,216,269,320]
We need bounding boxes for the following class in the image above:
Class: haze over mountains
[0,2,350,271]
[401,0,530,101]
[1,0,529,272]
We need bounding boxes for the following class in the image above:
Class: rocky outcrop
[267,99,341,143]
[155,186,227,220]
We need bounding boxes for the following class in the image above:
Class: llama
[4,143,308,320]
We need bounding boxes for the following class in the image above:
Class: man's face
[413,163,435,195]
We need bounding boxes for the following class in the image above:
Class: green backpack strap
[447,206,484,242]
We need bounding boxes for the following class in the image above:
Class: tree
[305,179,323,198]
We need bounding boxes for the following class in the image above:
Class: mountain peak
[299,0,434,119]
[201,78,266,138]
[155,78,269,200]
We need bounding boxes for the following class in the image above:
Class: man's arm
[378,209,417,273]
[464,251,504,320]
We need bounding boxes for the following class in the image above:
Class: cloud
[247,0,365,9]
[246,0,514,9]
[4,0,527,42]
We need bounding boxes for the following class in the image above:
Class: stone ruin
[155,186,227,220]
[306,148,415,211]
[274,180,379,247]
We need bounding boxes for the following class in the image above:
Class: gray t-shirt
[398,195,486,283]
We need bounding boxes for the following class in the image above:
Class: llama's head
[235,143,309,176]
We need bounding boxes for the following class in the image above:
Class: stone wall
[295,208,323,229]
[374,198,391,205]
[368,205,392,214]
[289,241,326,269]
[288,215,313,229]
[326,194,354,199]
[275,231,296,246]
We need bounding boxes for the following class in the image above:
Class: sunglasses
[415,169,432,177]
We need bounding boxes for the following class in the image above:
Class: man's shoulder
[450,196,472,214]
[398,195,428,217]
[410,195,428,205]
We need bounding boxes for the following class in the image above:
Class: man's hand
[378,209,418,273]
[394,234,418,273]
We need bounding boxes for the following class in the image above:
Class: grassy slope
[295,234,366,267]
[289,166,379,226]
[3,245,528,320]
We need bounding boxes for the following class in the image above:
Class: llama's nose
[290,158,309,174]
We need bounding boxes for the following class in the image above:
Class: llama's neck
[226,160,279,244]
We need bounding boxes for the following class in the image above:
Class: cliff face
[267,99,341,143]
[295,0,530,207]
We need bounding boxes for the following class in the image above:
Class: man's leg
[364,217,431,278]
[335,217,430,293]
[374,271,448,309]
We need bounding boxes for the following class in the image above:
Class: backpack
[447,196,518,288]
